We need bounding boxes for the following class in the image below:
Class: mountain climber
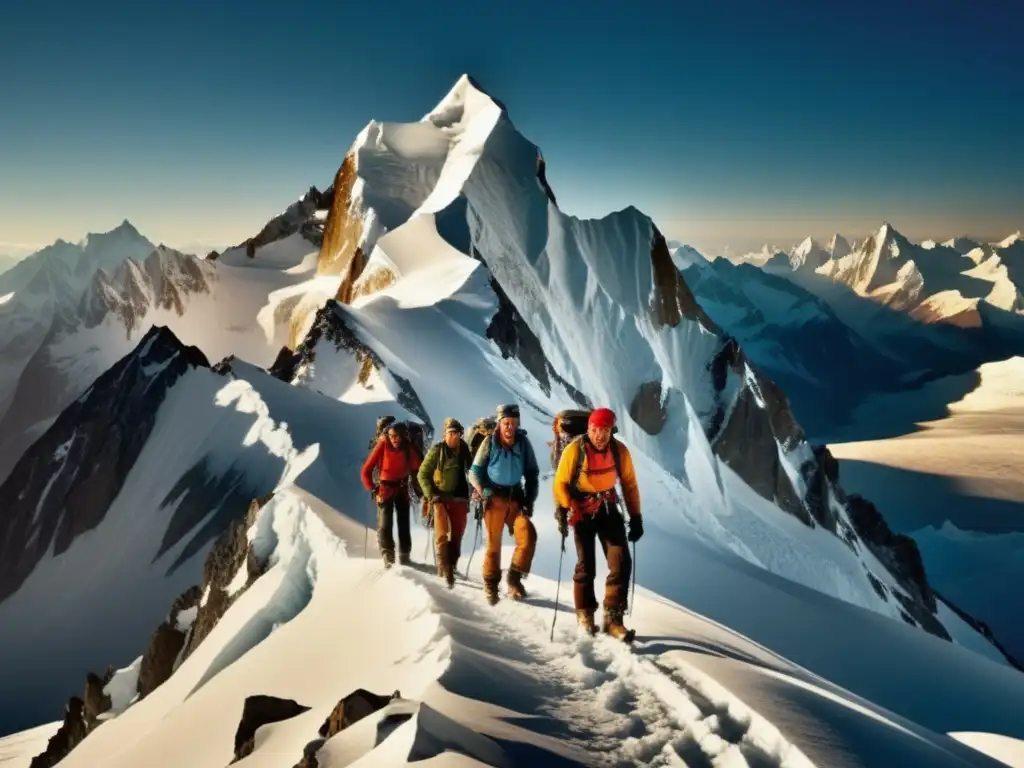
[361,421,423,568]
[468,404,539,605]
[553,407,643,641]
[417,417,474,588]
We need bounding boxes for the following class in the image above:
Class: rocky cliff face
[0,326,210,604]
[27,494,276,767]
[244,186,335,257]
[317,156,365,297]
[271,301,432,432]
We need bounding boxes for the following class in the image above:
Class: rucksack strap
[570,436,622,494]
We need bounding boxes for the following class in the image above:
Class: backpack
[466,416,497,458]
[550,409,591,471]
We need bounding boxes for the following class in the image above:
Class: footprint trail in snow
[400,564,816,768]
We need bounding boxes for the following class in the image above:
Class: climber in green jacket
[417,417,474,588]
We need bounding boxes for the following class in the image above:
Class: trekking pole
[464,500,482,579]
[629,541,637,617]
[550,534,566,642]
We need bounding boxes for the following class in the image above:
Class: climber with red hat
[553,407,643,641]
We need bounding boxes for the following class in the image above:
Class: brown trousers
[482,495,537,583]
[434,499,469,565]
[573,503,632,613]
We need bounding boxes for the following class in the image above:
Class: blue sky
[1,0,1021,257]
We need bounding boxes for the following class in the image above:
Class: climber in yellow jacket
[553,408,643,641]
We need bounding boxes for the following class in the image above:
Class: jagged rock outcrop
[29,698,91,768]
[83,668,114,722]
[279,301,433,432]
[649,227,711,329]
[293,689,403,768]
[484,274,590,408]
[244,186,334,257]
[318,155,364,286]
[937,591,1024,671]
[137,586,202,697]
[28,494,276,767]
[0,326,210,603]
[536,153,557,205]
[629,380,669,435]
[231,695,311,763]
[845,494,934,609]
[29,664,116,768]
[318,689,401,738]
[179,494,275,663]
[75,247,214,335]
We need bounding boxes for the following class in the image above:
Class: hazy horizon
[3,217,1021,266]
[2,0,1021,259]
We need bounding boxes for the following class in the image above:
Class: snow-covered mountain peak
[794,236,818,257]
[74,247,214,333]
[0,324,210,605]
[943,235,981,255]
[81,218,143,245]
[998,231,1022,248]
[828,232,851,258]
[423,73,506,130]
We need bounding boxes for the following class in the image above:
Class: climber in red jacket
[361,422,422,567]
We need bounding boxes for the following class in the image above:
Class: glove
[554,507,568,539]
[521,504,533,518]
[370,485,380,501]
[474,502,483,522]
[627,515,644,543]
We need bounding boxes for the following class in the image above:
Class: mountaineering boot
[506,569,528,601]
[602,607,636,643]
[483,577,500,606]
[576,609,597,636]
[398,552,411,567]
[450,558,460,583]
[381,550,395,569]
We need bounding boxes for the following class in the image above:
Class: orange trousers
[482,495,537,583]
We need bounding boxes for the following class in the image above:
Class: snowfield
[830,356,1024,664]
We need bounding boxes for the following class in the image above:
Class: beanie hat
[588,408,616,429]
[443,417,464,433]
[496,403,520,420]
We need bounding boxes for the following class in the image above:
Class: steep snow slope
[47,469,1024,768]
[0,327,315,736]
[679,255,904,436]
[829,356,1024,663]
[0,721,61,768]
